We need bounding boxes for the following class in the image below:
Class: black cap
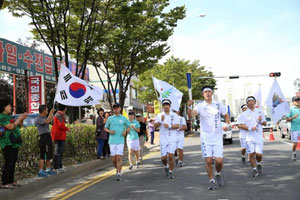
[162,99,171,105]
[128,111,135,116]
[112,103,120,108]
[136,114,142,117]
[292,96,300,102]
[201,85,214,92]
[246,96,256,102]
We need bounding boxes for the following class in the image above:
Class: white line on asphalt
[280,140,293,146]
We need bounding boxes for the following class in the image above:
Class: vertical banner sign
[28,76,44,113]
[154,100,160,115]
[186,72,192,100]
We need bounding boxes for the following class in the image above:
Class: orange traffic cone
[269,129,275,141]
[296,138,300,150]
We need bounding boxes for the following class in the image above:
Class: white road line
[280,140,293,146]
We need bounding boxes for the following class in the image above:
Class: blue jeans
[97,138,105,157]
[150,132,155,144]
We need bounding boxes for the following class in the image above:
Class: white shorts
[127,139,140,151]
[246,142,263,154]
[160,142,177,157]
[109,144,124,156]
[201,142,223,158]
[176,139,184,150]
[291,131,300,143]
[240,138,247,149]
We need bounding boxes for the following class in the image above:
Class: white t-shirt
[194,101,227,145]
[238,108,266,143]
[156,111,180,143]
[176,116,186,141]
[237,115,247,139]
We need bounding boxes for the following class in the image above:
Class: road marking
[51,151,158,200]
[280,140,293,146]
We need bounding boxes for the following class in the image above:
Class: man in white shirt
[154,99,180,179]
[237,104,248,164]
[238,96,266,177]
[174,110,187,167]
[188,86,230,190]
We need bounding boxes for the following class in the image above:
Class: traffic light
[269,72,281,77]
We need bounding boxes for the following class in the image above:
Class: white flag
[254,87,263,110]
[266,79,290,123]
[152,76,183,111]
[54,65,103,106]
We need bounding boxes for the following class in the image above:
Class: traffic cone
[296,138,300,150]
[269,129,275,141]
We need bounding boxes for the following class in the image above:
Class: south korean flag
[54,65,103,106]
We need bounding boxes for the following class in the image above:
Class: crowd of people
[0,88,299,190]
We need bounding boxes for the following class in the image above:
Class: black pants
[39,133,53,160]
[102,140,110,157]
[53,140,65,169]
[2,145,18,185]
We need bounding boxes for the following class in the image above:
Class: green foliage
[0,124,97,179]
[135,57,216,109]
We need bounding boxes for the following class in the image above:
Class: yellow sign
[154,100,160,114]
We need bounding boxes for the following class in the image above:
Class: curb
[0,146,154,200]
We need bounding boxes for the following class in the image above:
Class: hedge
[0,124,98,179]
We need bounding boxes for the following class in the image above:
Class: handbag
[9,133,22,144]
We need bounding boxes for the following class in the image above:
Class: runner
[188,86,230,190]
[237,104,248,164]
[286,96,300,161]
[174,110,187,167]
[238,96,266,177]
[127,111,141,169]
[154,99,180,179]
[104,103,130,181]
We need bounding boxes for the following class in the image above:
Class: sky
[0,0,299,103]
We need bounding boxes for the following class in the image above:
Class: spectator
[96,108,107,159]
[35,105,56,177]
[136,114,148,162]
[148,119,155,145]
[102,112,111,157]
[0,100,27,189]
[51,104,68,173]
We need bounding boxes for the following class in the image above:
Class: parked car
[263,117,277,132]
[278,118,291,140]
[11,113,39,127]
[221,122,233,144]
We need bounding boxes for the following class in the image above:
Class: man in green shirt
[286,96,300,161]
[104,103,130,181]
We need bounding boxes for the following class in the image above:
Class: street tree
[134,57,216,110]
[90,0,186,110]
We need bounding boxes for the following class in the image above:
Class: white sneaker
[292,153,296,161]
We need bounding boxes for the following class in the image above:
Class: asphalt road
[23,131,300,200]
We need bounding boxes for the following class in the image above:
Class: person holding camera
[0,100,27,189]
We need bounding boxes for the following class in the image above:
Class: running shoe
[179,161,183,167]
[215,174,225,187]
[257,164,263,174]
[208,181,217,190]
[46,169,56,176]
[129,165,133,170]
[165,167,169,177]
[252,169,259,177]
[38,170,48,177]
[116,174,122,181]
[292,153,296,161]
[169,172,175,179]
[242,157,246,164]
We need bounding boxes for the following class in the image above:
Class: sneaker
[169,172,175,179]
[116,174,122,181]
[179,161,183,167]
[129,165,133,170]
[38,170,48,177]
[164,167,169,177]
[257,164,263,174]
[55,168,64,174]
[292,153,296,161]
[252,169,259,177]
[242,157,246,164]
[208,181,217,190]
[136,161,140,168]
[215,174,225,187]
[46,169,56,176]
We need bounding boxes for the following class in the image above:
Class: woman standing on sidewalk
[0,100,27,189]
[96,108,107,159]
[102,112,111,157]
[148,119,155,145]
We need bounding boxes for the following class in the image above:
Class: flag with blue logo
[54,65,103,106]
[152,77,183,111]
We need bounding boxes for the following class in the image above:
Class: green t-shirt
[0,113,22,149]
[127,119,140,141]
[286,107,300,131]
[105,114,130,144]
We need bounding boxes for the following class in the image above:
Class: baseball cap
[112,103,120,108]
[136,114,142,117]
[292,96,300,102]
